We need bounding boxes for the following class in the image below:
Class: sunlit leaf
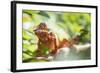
[23,53,32,61]
[23,13,32,23]
[23,43,37,52]
[23,30,32,40]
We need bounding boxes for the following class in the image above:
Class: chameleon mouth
[34,29,51,34]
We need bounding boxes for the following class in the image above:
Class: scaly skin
[34,23,80,57]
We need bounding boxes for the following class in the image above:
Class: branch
[73,43,91,53]
[53,43,91,60]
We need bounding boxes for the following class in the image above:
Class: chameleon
[33,23,81,58]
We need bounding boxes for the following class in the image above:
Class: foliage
[22,10,91,62]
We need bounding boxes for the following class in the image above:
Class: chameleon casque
[34,23,80,59]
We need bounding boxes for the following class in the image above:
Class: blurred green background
[22,10,91,63]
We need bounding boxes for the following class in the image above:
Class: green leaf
[23,43,37,52]
[38,11,50,18]
[22,30,31,40]
[23,13,32,23]
[22,53,32,61]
